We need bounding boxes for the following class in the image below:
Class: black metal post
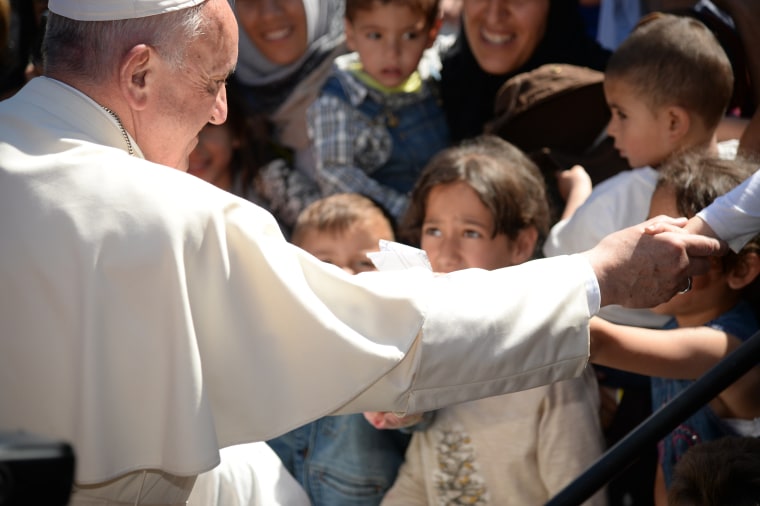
[546,329,760,506]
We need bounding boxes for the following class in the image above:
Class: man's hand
[583,216,724,308]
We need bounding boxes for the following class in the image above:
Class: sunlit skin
[462,0,549,75]
[296,215,395,274]
[604,78,681,169]
[125,0,238,171]
[593,183,760,506]
[345,3,439,88]
[648,186,741,327]
[421,181,535,273]
[235,0,309,66]
[188,123,239,191]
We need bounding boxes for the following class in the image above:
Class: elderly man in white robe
[0,0,722,504]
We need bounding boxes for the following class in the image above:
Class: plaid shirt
[307,52,448,219]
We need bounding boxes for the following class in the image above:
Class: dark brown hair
[345,0,440,28]
[668,436,760,506]
[656,151,760,275]
[605,13,733,132]
[400,135,550,255]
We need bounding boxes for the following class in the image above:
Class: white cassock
[0,77,594,504]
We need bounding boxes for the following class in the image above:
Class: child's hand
[363,411,425,430]
[556,164,591,200]
[557,165,592,202]
[556,165,592,220]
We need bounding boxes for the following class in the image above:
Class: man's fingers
[589,218,726,308]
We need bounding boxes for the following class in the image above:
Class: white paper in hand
[366,240,432,272]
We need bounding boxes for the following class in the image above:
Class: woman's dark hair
[440,0,611,142]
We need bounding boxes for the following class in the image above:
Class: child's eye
[422,226,441,237]
[463,229,482,239]
[366,32,381,40]
[402,31,420,41]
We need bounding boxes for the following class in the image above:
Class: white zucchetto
[48,0,207,21]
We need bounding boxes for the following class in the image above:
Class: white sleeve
[337,254,594,416]
[543,169,657,257]
[698,169,760,252]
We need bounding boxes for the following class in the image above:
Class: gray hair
[43,5,206,82]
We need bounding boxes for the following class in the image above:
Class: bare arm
[590,316,760,419]
[589,316,739,378]
[556,165,593,221]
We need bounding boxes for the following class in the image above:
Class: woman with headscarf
[231,0,347,230]
[440,0,611,142]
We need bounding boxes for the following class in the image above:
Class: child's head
[668,436,760,506]
[401,134,550,273]
[292,193,395,274]
[188,86,273,191]
[603,13,733,169]
[188,123,240,191]
[344,0,441,88]
[648,152,760,324]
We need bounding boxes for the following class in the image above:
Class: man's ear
[119,44,153,111]
[727,251,760,290]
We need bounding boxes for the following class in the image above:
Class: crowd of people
[1,0,760,505]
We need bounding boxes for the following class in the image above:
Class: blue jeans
[268,414,411,506]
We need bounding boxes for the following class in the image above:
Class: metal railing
[546,328,760,506]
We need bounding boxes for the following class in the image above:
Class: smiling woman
[233,0,345,144]
[440,0,611,142]
[230,0,347,231]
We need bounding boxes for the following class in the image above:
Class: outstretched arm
[590,316,760,419]
[589,316,739,379]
